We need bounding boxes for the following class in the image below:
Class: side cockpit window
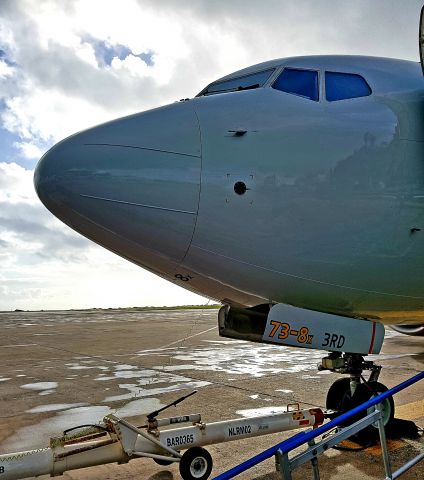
[272,68,319,101]
[325,72,371,101]
[198,68,275,96]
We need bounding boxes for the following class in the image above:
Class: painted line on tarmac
[164,325,218,346]
[395,399,424,420]
[144,326,218,351]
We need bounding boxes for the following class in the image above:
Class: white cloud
[3,90,111,143]
[13,141,44,160]
[0,60,14,78]
[111,54,151,78]
[0,161,36,204]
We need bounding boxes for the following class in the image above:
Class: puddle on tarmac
[65,360,211,406]
[4,398,165,453]
[383,329,402,338]
[103,380,211,402]
[76,339,329,408]
[21,382,58,391]
[112,398,165,417]
[236,406,288,418]
[148,341,325,377]
[27,403,88,413]
[114,364,135,370]
[66,361,109,371]
[158,364,200,372]
[95,369,157,380]
[39,390,55,396]
[367,353,416,361]
[248,394,271,402]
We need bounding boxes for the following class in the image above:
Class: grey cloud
[138,0,422,61]
[0,3,165,118]
[0,200,91,262]
[135,0,423,100]
[6,37,161,111]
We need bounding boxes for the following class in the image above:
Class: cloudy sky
[0,0,422,311]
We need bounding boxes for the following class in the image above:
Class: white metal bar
[375,406,392,479]
[135,408,320,454]
[277,449,292,480]
[289,411,379,470]
[118,417,182,458]
[308,439,320,480]
[391,451,424,479]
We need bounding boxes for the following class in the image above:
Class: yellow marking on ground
[395,399,424,421]
[337,439,363,450]
[337,439,405,455]
[365,439,405,456]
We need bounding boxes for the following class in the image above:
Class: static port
[234,181,247,195]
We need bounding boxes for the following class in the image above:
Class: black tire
[326,378,394,428]
[326,378,352,413]
[179,447,213,480]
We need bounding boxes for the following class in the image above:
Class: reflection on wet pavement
[6,398,166,451]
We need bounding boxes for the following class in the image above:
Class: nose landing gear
[320,352,394,428]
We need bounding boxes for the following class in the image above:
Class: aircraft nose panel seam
[84,143,200,158]
[179,107,203,265]
[79,194,197,215]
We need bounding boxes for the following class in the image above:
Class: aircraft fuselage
[35,55,424,325]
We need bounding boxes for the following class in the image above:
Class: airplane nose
[34,103,201,262]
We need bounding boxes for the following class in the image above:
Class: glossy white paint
[35,55,424,326]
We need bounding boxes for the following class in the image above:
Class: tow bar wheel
[179,447,213,480]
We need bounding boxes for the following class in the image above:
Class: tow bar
[0,391,324,480]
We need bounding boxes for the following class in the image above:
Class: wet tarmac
[0,308,422,479]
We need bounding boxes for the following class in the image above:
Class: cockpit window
[272,68,319,101]
[325,72,371,101]
[198,68,275,96]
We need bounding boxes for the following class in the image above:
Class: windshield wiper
[236,83,260,91]
[202,83,260,96]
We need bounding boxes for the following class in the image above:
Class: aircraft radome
[34,7,424,424]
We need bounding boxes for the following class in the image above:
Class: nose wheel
[326,378,394,427]
[321,352,394,429]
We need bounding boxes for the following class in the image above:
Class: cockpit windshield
[197,68,275,96]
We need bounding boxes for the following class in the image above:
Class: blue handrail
[213,370,424,480]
